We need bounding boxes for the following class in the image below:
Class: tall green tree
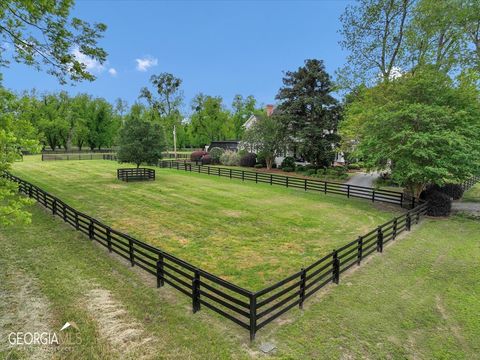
[139,73,184,148]
[340,67,480,197]
[231,94,257,139]
[117,118,166,168]
[189,94,231,146]
[339,0,412,87]
[243,113,286,170]
[0,0,107,84]
[276,59,342,169]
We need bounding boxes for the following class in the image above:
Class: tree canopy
[340,67,480,197]
[0,0,107,84]
[117,117,166,168]
[276,59,342,169]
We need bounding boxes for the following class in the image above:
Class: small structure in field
[117,168,155,182]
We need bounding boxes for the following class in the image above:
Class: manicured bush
[240,153,257,167]
[281,156,296,170]
[426,191,452,217]
[282,166,295,172]
[347,163,361,170]
[201,154,212,165]
[296,165,306,172]
[208,147,224,164]
[254,163,264,168]
[191,150,207,161]
[440,183,464,200]
[220,150,240,166]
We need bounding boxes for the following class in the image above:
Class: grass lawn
[11,156,399,290]
[463,183,480,202]
[1,205,479,358]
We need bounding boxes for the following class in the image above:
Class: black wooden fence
[42,153,113,161]
[117,168,155,182]
[158,160,416,209]
[2,170,431,340]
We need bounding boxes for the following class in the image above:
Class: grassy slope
[1,205,479,359]
[463,183,480,202]
[12,156,397,290]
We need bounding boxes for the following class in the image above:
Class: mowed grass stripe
[13,156,399,289]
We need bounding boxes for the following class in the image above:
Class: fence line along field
[12,156,401,290]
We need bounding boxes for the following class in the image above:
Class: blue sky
[2,0,353,112]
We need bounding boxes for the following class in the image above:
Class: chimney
[266,104,274,117]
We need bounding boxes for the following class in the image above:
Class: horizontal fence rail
[42,153,115,161]
[42,148,116,154]
[158,160,416,209]
[117,168,155,182]
[2,167,438,340]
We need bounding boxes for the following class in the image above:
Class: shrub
[208,147,224,163]
[347,163,361,170]
[254,163,264,168]
[201,154,212,165]
[191,150,207,161]
[256,152,267,167]
[440,183,464,200]
[296,165,306,172]
[282,166,295,172]
[426,191,452,217]
[304,169,317,176]
[240,153,256,167]
[220,150,240,166]
[420,184,441,200]
[281,156,296,170]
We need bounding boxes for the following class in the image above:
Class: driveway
[346,172,380,188]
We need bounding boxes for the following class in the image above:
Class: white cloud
[135,56,158,72]
[72,47,105,73]
[108,68,117,76]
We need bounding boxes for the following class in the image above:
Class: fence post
[372,190,375,202]
[156,254,164,288]
[392,218,398,240]
[28,185,33,198]
[255,172,258,183]
[400,193,404,208]
[411,196,415,209]
[242,170,245,182]
[299,268,306,309]
[230,169,232,179]
[106,228,112,252]
[218,168,220,176]
[304,179,307,191]
[270,174,273,185]
[406,212,411,231]
[52,198,57,215]
[347,184,350,198]
[75,213,79,230]
[62,204,67,221]
[286,176,289,188]
[192,270,200,313]
[88,220,94,240]
[129,239,134,266]
[376,227,383,253]
[208,167,210,175]
[249,293,257,342]
[324,182,327,194]
[357,236,363,265]
[332,251,340,284]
